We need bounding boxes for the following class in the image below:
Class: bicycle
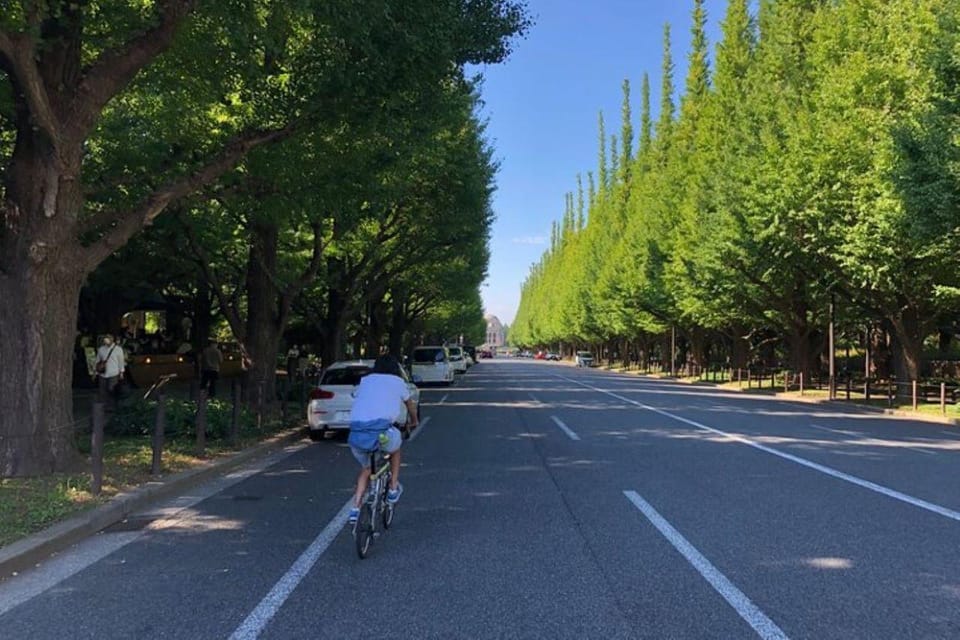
[353,424,411,559]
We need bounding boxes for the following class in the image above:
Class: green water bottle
[378,431,389,448]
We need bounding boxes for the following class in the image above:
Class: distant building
[484,315,505,348]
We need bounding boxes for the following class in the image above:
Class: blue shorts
[350,426,402,466]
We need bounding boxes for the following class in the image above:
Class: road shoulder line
[623,491,789,640]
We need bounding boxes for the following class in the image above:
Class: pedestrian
[95,334,125,404]
[200,339,223,398]
[286,344,300,381]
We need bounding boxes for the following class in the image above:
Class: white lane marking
[810,424,935,456]
[529,393,539,403]
[942,430,958,438]
[550,416,581,441]
[623,491,790,640]
[558,376,960,524]
[408,416,431,443]
[439,394,449,405]
[229,499,353,640]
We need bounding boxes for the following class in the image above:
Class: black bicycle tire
[382,492,395,529]
[355,503,374,559]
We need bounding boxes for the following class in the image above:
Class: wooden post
[941,382,947,416]
[230,378,240,446]
[865,378,870,402]
[256,381,264,431]
[91,401,105,496]
[151,391,165,475]
[196,390,208,456]
[738,368,742,389]
[799,372,804,396]
[846,377,851,401]
[912,380,918,411]
[888,380,894,408]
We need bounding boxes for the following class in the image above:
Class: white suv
[575,351,595,367]
[306,360,420,440]
[410,346,455,386]
[447,346,468,374]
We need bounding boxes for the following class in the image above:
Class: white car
[575,351,595,367]
[447,346,468,374]
[411,345,455,386]
[307,360,421,440]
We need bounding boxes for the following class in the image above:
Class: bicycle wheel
[355,503,374,559]
[382,500,395,529]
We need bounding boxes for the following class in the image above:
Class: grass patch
[0,409,301,551]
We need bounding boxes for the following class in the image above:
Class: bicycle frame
[354,447,394,558]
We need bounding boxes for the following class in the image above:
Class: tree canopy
[513,0,960,384]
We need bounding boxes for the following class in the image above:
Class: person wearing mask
[95,335,125,403]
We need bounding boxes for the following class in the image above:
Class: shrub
[106,396,255,440]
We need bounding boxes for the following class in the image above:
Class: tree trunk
[243,223,282,410]
[687,327,707,370]
[388,289,407,356]
[0,129,86,475]
[365,299,388,357]
[729,325,750,370]
[890,307,924,392]
[0,265,86,476]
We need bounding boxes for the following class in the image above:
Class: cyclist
[347,354,419,523]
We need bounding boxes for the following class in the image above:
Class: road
[2,360,960,639]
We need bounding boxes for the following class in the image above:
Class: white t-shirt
[96,344,125,378]
[349,373,411,423]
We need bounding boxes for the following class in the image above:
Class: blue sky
[473,0,728,325]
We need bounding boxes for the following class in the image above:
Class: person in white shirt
[347,354,418,523]
[95,334,126,401]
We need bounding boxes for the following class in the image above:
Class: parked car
[411,345,455,386]
[447,345,468,374]
[463,345,477,364]
[546,352,560,361]
[479,349,494,359]
[575,351,595,367]
[534,351,546,360]
[307,360,421,440]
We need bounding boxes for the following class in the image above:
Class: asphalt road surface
[2,360,959,639]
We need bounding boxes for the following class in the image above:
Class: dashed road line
[550,416,581,441]
[439,394,449,405]
[623,491,790,640]
[559,375,960,524]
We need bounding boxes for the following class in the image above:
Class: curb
[0,426,308,581]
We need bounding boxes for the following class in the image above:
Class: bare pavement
[1,360,959,639]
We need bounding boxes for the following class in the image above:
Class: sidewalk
[0,424,308,582]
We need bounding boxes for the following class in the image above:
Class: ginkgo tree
[0,0,529,476]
